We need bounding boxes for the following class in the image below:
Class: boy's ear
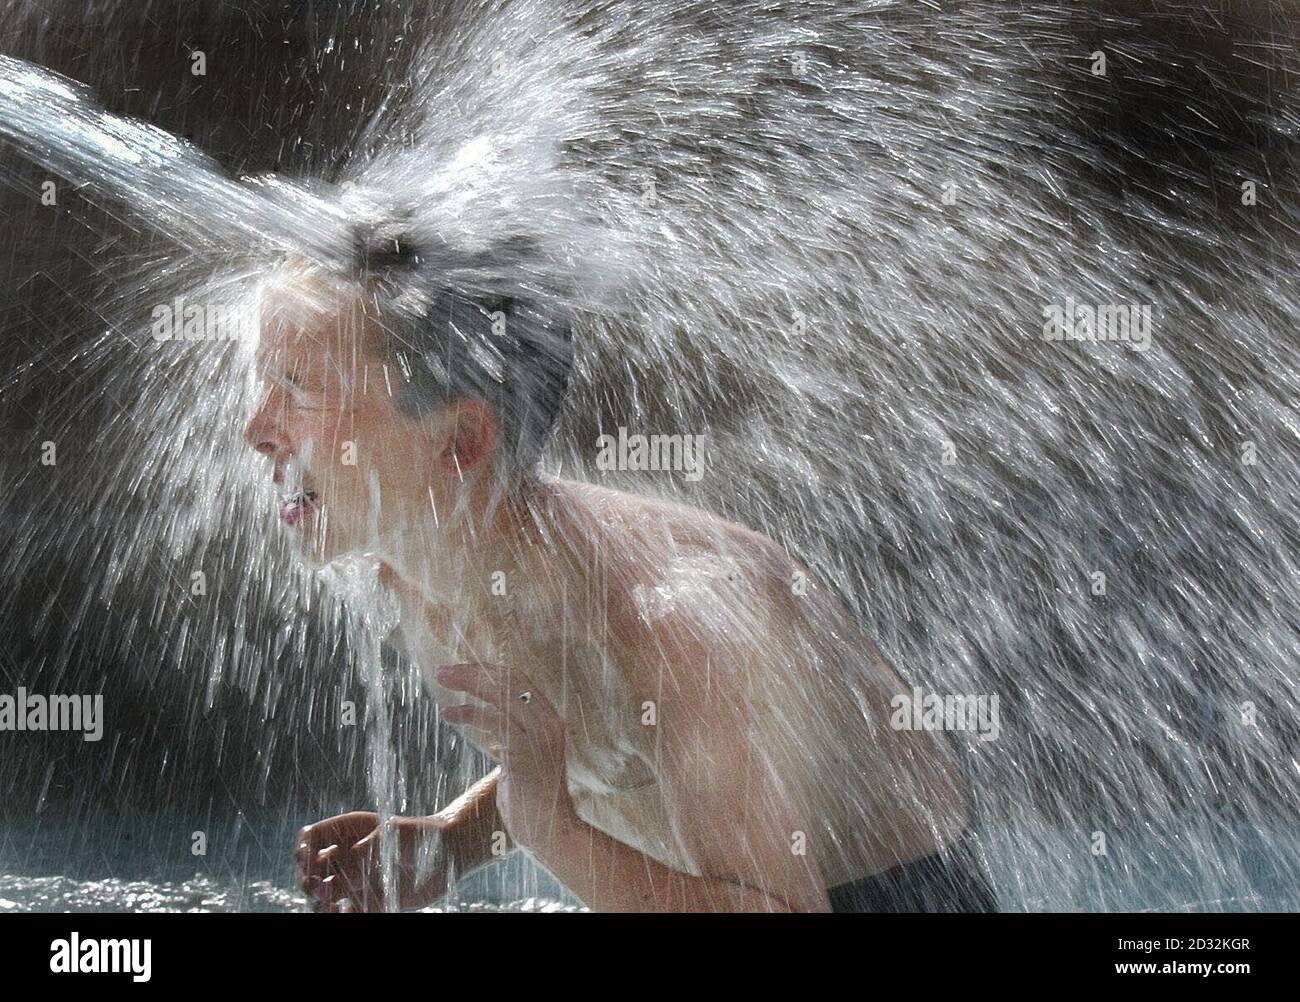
[439,398,499,475]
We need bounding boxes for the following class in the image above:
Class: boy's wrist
[447,806,514,874]
[523,801,586,863]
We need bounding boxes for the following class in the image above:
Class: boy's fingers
[295,813,376,865]
[319,849,381,903]
[436,664,553,735]
[437,664,549,708]
[311,842,349,876]
[441,703,532,751]
[296,824,327,865]
[441,703,503,735]
[443,705,544,767]
[434,663,507,702]
[296,816,385,910]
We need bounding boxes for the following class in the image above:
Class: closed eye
[272,375,324,409]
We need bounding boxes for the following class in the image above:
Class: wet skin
[250,272,969,912]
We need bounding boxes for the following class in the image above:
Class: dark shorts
[827,830,999,913]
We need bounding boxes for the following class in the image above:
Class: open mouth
[279,489,318,527]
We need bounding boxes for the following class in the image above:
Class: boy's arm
[528,634,830,913]
[526,717,830,912]
[435,766,514,877]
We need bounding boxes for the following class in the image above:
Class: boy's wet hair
[349,218,574,474]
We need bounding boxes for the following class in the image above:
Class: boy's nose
[243,392,285,457]
[246,432,277,457]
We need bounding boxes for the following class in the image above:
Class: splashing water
[0,0,1298,911]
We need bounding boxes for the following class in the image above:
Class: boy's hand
[294,811,453,912]
[435,663,579,853]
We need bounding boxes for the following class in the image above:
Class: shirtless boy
[246,233,995,913]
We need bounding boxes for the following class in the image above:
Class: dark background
[0,0,1296,893]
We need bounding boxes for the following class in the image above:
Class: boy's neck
[380,473,576,626]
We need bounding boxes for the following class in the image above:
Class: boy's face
[243,273,451,564]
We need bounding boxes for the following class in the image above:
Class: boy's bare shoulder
[565,478,794,574]
[564,481,806,684]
